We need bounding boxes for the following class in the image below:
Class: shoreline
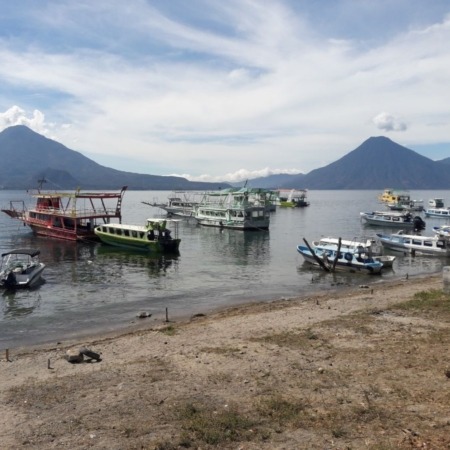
[1,272,449,449]
[3,271,429,354]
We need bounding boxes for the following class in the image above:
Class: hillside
[281,136,450,189]
[0,126,228,190]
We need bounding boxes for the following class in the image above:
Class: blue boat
[297,241,383,274]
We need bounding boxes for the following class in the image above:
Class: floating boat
[386,197,424,212]
[193,188,271,230]
[376,231,450,256]
[94,218,181,253]
[277,189,310,207]
[424,207,450,218]
[360,211,426,230]
[312,237,395,268]
[378,188,409,204]
[2,186,128,241]
[428,198,445,208]
[297,239,383,274]
[0,249,46,289]
[142,191,203,218]
[433,225,450,237]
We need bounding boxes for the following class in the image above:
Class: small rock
[138,312,152,319]
[65,348,84,364]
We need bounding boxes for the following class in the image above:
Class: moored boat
[193,188,271,230]
[360,211,426,230]
[278,189,310,207]
[424,207,450,218]
[378,188,409,204]
[312,236,395,268]
[0,249,46,289]
[94,218,181,253]
[142,191,203,218]
[376,231,450,256]
[297,239,383,274]
[2,186,128,241]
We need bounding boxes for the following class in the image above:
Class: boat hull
[195,217,269,230]
[297,245,383,274]
[376,233,450,256]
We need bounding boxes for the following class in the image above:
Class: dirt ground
[1,274,449,449]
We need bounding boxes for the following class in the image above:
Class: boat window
[423,241,433,247]
[392,217,399,221]
[139,232,144,239]
[412,239,422,245]
[437,241,445,248]
[124,230,130,237]
[132,231,137,238]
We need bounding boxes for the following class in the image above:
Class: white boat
[193,188,271,230]
[277,189,310,207]
[433,225,450,237]
[297,240,383,274]
[94,218,181,253]
[0,249,46,289]
[376,231,450,256]
[142,191,203,218]
[360,211,426,230]
[386,195,424,212]
[424,207,450,218]
[312,237,395,268]
[428,198,444,208]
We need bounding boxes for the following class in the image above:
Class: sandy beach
[1,274,449,449]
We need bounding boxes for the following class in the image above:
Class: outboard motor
[413,216,426,231]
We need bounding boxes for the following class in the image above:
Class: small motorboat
[297,239,384,274]
[360,211,426,230]
[0,249,46,289]
[376,231,450,256]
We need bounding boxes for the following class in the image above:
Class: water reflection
[95,245,179,278]
[2,289,42,318]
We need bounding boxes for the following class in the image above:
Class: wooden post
[5,349,10,362]
[332,237,342,272]
[303,238,330,272]
[165,307,169,322]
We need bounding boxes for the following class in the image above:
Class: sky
[0,0,449,183]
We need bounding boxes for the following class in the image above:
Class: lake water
[1,189,449,348]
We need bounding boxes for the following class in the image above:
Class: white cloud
[0,1,449,176]
[372,112,408,132]
[171,168,302,183]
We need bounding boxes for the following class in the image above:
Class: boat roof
[30,186,127,199]
[1,248,41,257]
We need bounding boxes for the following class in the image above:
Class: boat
[376,231,450,256]
[386,196,424,212]
[428,198,445,208]
[142,191,203,218]
[277,189,310,207]
[360,211,426,230]
[94,218,181,253]
[0,249,46,289]
[2,186,128,242]
[297,239,383,274]
[312,237,396,268]
[424,207,450,218]
[378,188,409,204]
[193,188,271,230]
[433,225,450,237]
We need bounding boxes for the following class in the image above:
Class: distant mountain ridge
[279,136,450,189]
[0,126,449,190]
[0,125,230,190]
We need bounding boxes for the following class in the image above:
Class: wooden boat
[94,218,181,253]
[312,237,395,268]
[193,188,271,230]
[297,239,383,274]
[360,211,426,230]
[0,249,46,289]
[142,191,203,218]
[278,189,310,207]
[376,231,450,256]
[2,186,127,241]
[378,188,409,204]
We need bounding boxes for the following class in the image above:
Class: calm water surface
[1,189,449,348]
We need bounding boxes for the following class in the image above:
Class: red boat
[2,186,128,242]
